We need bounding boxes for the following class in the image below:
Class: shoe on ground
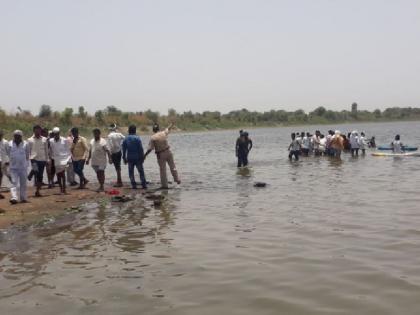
[9,199,18,205]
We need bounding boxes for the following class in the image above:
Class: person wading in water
[235,131,253,167]
[144,123,181,189]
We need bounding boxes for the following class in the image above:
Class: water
[1,121,420,315]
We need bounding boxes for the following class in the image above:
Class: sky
[1,0,420,114]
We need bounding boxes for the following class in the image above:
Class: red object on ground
[106,189,120,195]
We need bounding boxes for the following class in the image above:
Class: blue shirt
[122,135,144,162]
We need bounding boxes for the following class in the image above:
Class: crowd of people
[287,130,377,161]
[234,129,378,166]
[0,124,181,204]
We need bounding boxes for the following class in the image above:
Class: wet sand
[0,184,140,229]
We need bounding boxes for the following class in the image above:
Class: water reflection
[0,191,178,304]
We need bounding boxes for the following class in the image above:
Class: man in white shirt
[312,130,321,156]
[391,135,404,153]
[5,130,30,204]
[87,128,112,192]
[49,127,72,194]
[0,129,10,199]
[349,131,360,157]
[325,130,334,156]
[319,135,327,155]
[27,125,49,197]
[301,132,311,156]
[107,124,125,187]
[288,133,301,161]
[359,132,368,155]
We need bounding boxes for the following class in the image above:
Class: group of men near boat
[0,123,181,204]
[287,130,374,161]
[286,130,405,161]
[235,129,406,166]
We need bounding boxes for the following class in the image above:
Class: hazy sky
[1,0,420,114]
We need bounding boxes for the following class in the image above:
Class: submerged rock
[111,195,133,203]
[153,200,163,207]
[254,182,267,188]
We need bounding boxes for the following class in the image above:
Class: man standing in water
[391,135,404,153]
[235,131,253,167]
[144,123,181,189]
[330,130,344,158]
[87,128,112,192]
[312,130,321,156]
[123,125,147,189]
[359,132,368,155]
[107,123,125,187]
[349,131,360,157]
[27,125,49,197]
[49,127,72,194]
[6,130,30,204]
[288,133,301,161]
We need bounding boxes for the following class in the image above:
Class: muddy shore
[0,184,143,230]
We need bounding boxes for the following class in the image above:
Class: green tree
[106,105,122,115]
[311,106,327,117]
[145,109,159,123]
[60,107,73,125]
[95,110,104,124]
[78,106,87,118]
[39,104,52,118]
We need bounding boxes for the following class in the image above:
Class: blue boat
[377,145,418,152]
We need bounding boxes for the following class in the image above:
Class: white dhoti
[10,167,27,201]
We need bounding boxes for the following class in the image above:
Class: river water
[1,121,420,315]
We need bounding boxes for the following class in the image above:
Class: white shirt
[326,134,332,148]
[312,135,320,150]
[320,138,327,151]
[49,137,72,167]
[392,140,403,153]
[6,140,30,170]
[350,135,360,149]
[90,138,108,167]
[107,131,125,154]
[302,136,310,149]
[0,138,9,163]
[28,135,49,161]
[359,136,367,149]
[290,139,301,151]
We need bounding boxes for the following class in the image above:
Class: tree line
[0,104,420,136]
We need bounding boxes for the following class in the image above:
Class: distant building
[351,102,358,116]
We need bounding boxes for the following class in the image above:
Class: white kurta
[49,137,72,172]
[6,140,29,201]
[90,138,108,169]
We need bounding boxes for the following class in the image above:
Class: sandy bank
[0,184,141,230]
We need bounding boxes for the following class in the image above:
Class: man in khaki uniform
[144,123,181,189]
